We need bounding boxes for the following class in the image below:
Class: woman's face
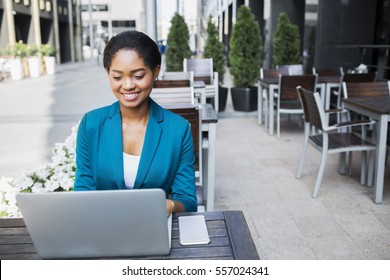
[107,49,159,110]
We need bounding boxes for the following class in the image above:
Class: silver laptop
[16,189,172,259]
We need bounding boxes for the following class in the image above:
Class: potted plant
[26,44,40,78]
[5,41,27,80]
[165,12,191,71]
[229,5,262,112]
[40,44,56,75]
[272,12,301,67]
[203,17,228,111]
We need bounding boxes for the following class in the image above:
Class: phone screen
[178,215,210,245]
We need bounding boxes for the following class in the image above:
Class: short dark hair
[103,30,161,72]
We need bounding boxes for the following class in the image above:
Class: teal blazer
[74,99,197,212]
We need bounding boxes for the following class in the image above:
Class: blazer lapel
[134,100,163,188]
[105,102,125,189]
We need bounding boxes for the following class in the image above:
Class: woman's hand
[166,199,175,217]
[165,199,185,216]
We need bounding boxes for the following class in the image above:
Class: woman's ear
[153,65,161,80]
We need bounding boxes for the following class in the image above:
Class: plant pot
[231,86,258,112]
[207,86,228,112]
[28,56,41,78]
[218,86,228,111]
[44,56,56,75]
[9,58,23,80]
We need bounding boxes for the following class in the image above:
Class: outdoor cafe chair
[183,58,219,111]
[342,80,390,122]
[152,73,195,105]
[258,67,289,127]
[163,104,204,210]
[333,72,377,109]
[160,70,194,85]
[276,74,318,139]
[296,86,376,198]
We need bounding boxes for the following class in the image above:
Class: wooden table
[343,96,390,203]
[0,211,259,260]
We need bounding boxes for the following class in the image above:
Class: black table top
[0,211,259,260]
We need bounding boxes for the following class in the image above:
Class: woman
[74,30,197,214]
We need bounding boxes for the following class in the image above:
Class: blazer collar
[106,99,165,189]
[134,99,164,188]
[106,102,124,189]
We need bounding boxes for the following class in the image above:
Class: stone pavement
[0,61,389,259]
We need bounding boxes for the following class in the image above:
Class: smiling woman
[74,30,198,214]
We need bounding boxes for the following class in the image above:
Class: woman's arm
[169,121,198,212]
[74,115,97,190]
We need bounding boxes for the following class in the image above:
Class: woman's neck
[120,102,150,125]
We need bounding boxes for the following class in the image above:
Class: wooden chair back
[183,58,213,85]
[277,64,304,75]
[153,72,195,105]
[150,86,194,105]
[343,81,390,99]
[160,71,194,84]
[279,74,318,101]
[163,104,202,183]
[154,80,191,88]
[313,67,343,77]
[260,68,289,78]
[334,72,377,107]
[342,72,376,83]
[297,86,324,131]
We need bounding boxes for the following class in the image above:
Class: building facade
[203,0,390,80]
[2,0,389,77]
[0,0,83,63]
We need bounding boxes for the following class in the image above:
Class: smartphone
[178,215,210,245]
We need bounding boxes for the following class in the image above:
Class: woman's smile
[122,91,140,101]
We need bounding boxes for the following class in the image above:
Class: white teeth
[123,93,137,97]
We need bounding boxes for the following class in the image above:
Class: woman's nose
[123,78,135,89]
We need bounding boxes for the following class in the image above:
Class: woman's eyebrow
[110,68,146,74]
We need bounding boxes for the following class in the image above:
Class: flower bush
[0,124,78,218]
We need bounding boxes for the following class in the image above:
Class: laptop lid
[16,189,171,259]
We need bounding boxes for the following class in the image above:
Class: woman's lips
[122,92,139,101]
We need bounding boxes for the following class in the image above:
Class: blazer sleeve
[74,114,97,190]
[170,120,198,212]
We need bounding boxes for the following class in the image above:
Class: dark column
[315,0,378,70]
[249,0,264,33]
[224,3,233,66]
[57,0,71,63]
[249,1,265,68]
[264,0,305,68]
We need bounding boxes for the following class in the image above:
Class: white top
[123,153,141,189]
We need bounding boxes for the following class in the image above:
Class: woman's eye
[135,75,144,80]
[113,76,122,80]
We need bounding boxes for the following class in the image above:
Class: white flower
[0,123,79,218]
[44,180,60,192]
[33,165,51,181]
